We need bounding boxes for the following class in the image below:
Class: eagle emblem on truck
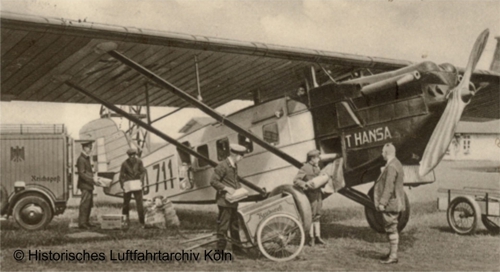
[10,146,25,162]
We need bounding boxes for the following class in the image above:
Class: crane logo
[11,146,25,162]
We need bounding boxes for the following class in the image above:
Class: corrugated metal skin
[1,11,498,119]
[0,11,407,110]
[0,133,67,201]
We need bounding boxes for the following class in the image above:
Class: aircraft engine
[419,29,490,176]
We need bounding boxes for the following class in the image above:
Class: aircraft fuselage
[136,61,459,203]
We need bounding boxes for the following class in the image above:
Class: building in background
[445,120,500,161]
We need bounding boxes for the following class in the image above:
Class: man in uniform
[77,141,97,229]
[210,144,247,254]
[294,149,327,246]
[119,148,147,227]
[375,143,405,264]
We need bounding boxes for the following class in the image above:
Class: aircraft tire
[364,187,411,233]
[0,185,8,215]
[269,184,312,234]
[481,215,500,235]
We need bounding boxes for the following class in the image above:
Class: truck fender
[7,188,56,216]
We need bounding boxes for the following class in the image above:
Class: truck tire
[13,194,53,230]
[269,184,312,235]
[0,185,7,215]
[364,187,411,233]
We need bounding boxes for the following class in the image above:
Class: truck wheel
[364,187,411,233]
[0,185,7,215]
[13,194,53,230]
[269,184,312,235]
[446,196,480,235]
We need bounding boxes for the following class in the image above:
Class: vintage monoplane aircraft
[1,11,499,233]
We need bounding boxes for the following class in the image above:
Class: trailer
[0,124,73,230]
[437,187,500,235]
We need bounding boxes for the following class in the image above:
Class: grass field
[1,160,499,271]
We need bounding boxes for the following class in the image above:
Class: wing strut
[64,80,267,197]
[106,50,304,169]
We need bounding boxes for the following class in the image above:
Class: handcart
[181,193,305,262]
[437,186,500,235]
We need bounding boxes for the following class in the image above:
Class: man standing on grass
[293,149,327,247]
[119,148,147,227]
[375,143,405,264]
[210,144,247,255]
[77,141,97,229]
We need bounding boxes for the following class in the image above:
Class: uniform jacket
[210,158,241,207]
[293,162,321,189]
[77,152,95,191]
[119,157,146,186]
[374,157,405,212]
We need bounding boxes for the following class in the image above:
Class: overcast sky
[1,0,499,141]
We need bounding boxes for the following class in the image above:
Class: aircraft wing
[1,11,499,119]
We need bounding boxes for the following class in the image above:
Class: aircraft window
[263,123,279,146]
[238,134,253,153]
[196,145,210,167]
[177,141,192,164]
[216,138,230,161]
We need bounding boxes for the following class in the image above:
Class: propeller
[419,29,489,177]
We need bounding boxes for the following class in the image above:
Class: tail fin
[79,118,131,198]
[79,118,131,173]
[490,36,500,73]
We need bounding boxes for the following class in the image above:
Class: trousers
[122,190,145,224]
[216,206,241,250]
[78,189,93,226]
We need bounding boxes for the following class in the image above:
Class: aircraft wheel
[481,215,500,234]
[0,185,8,215]
[446,196,480,235]
[269,184,312,234]
[257,213,305,262]
[364,187,410,233]
[13,194,53,231]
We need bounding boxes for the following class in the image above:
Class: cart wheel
[481,215,500,235]
[13,194,53,230]
[256,213,305,262]
[446,196,481,235]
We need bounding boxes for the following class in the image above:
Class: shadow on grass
[321,223,417,246]
[0,208,219,249]
[0,201,435,250]
[431,226,494,236]
[352,228,418,260]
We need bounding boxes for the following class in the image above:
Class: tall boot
[314,221,326,245]
[308,223,315,247]
[380,232,399,264]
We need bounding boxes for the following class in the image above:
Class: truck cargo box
[1,124,72,225]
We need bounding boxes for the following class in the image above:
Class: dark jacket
[374,158,406,212]
[119,157,146,186]
[77,152,95,191]
[210,158,241,208]
[293,162,321,188]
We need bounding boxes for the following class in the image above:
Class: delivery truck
[0,124,73,230]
